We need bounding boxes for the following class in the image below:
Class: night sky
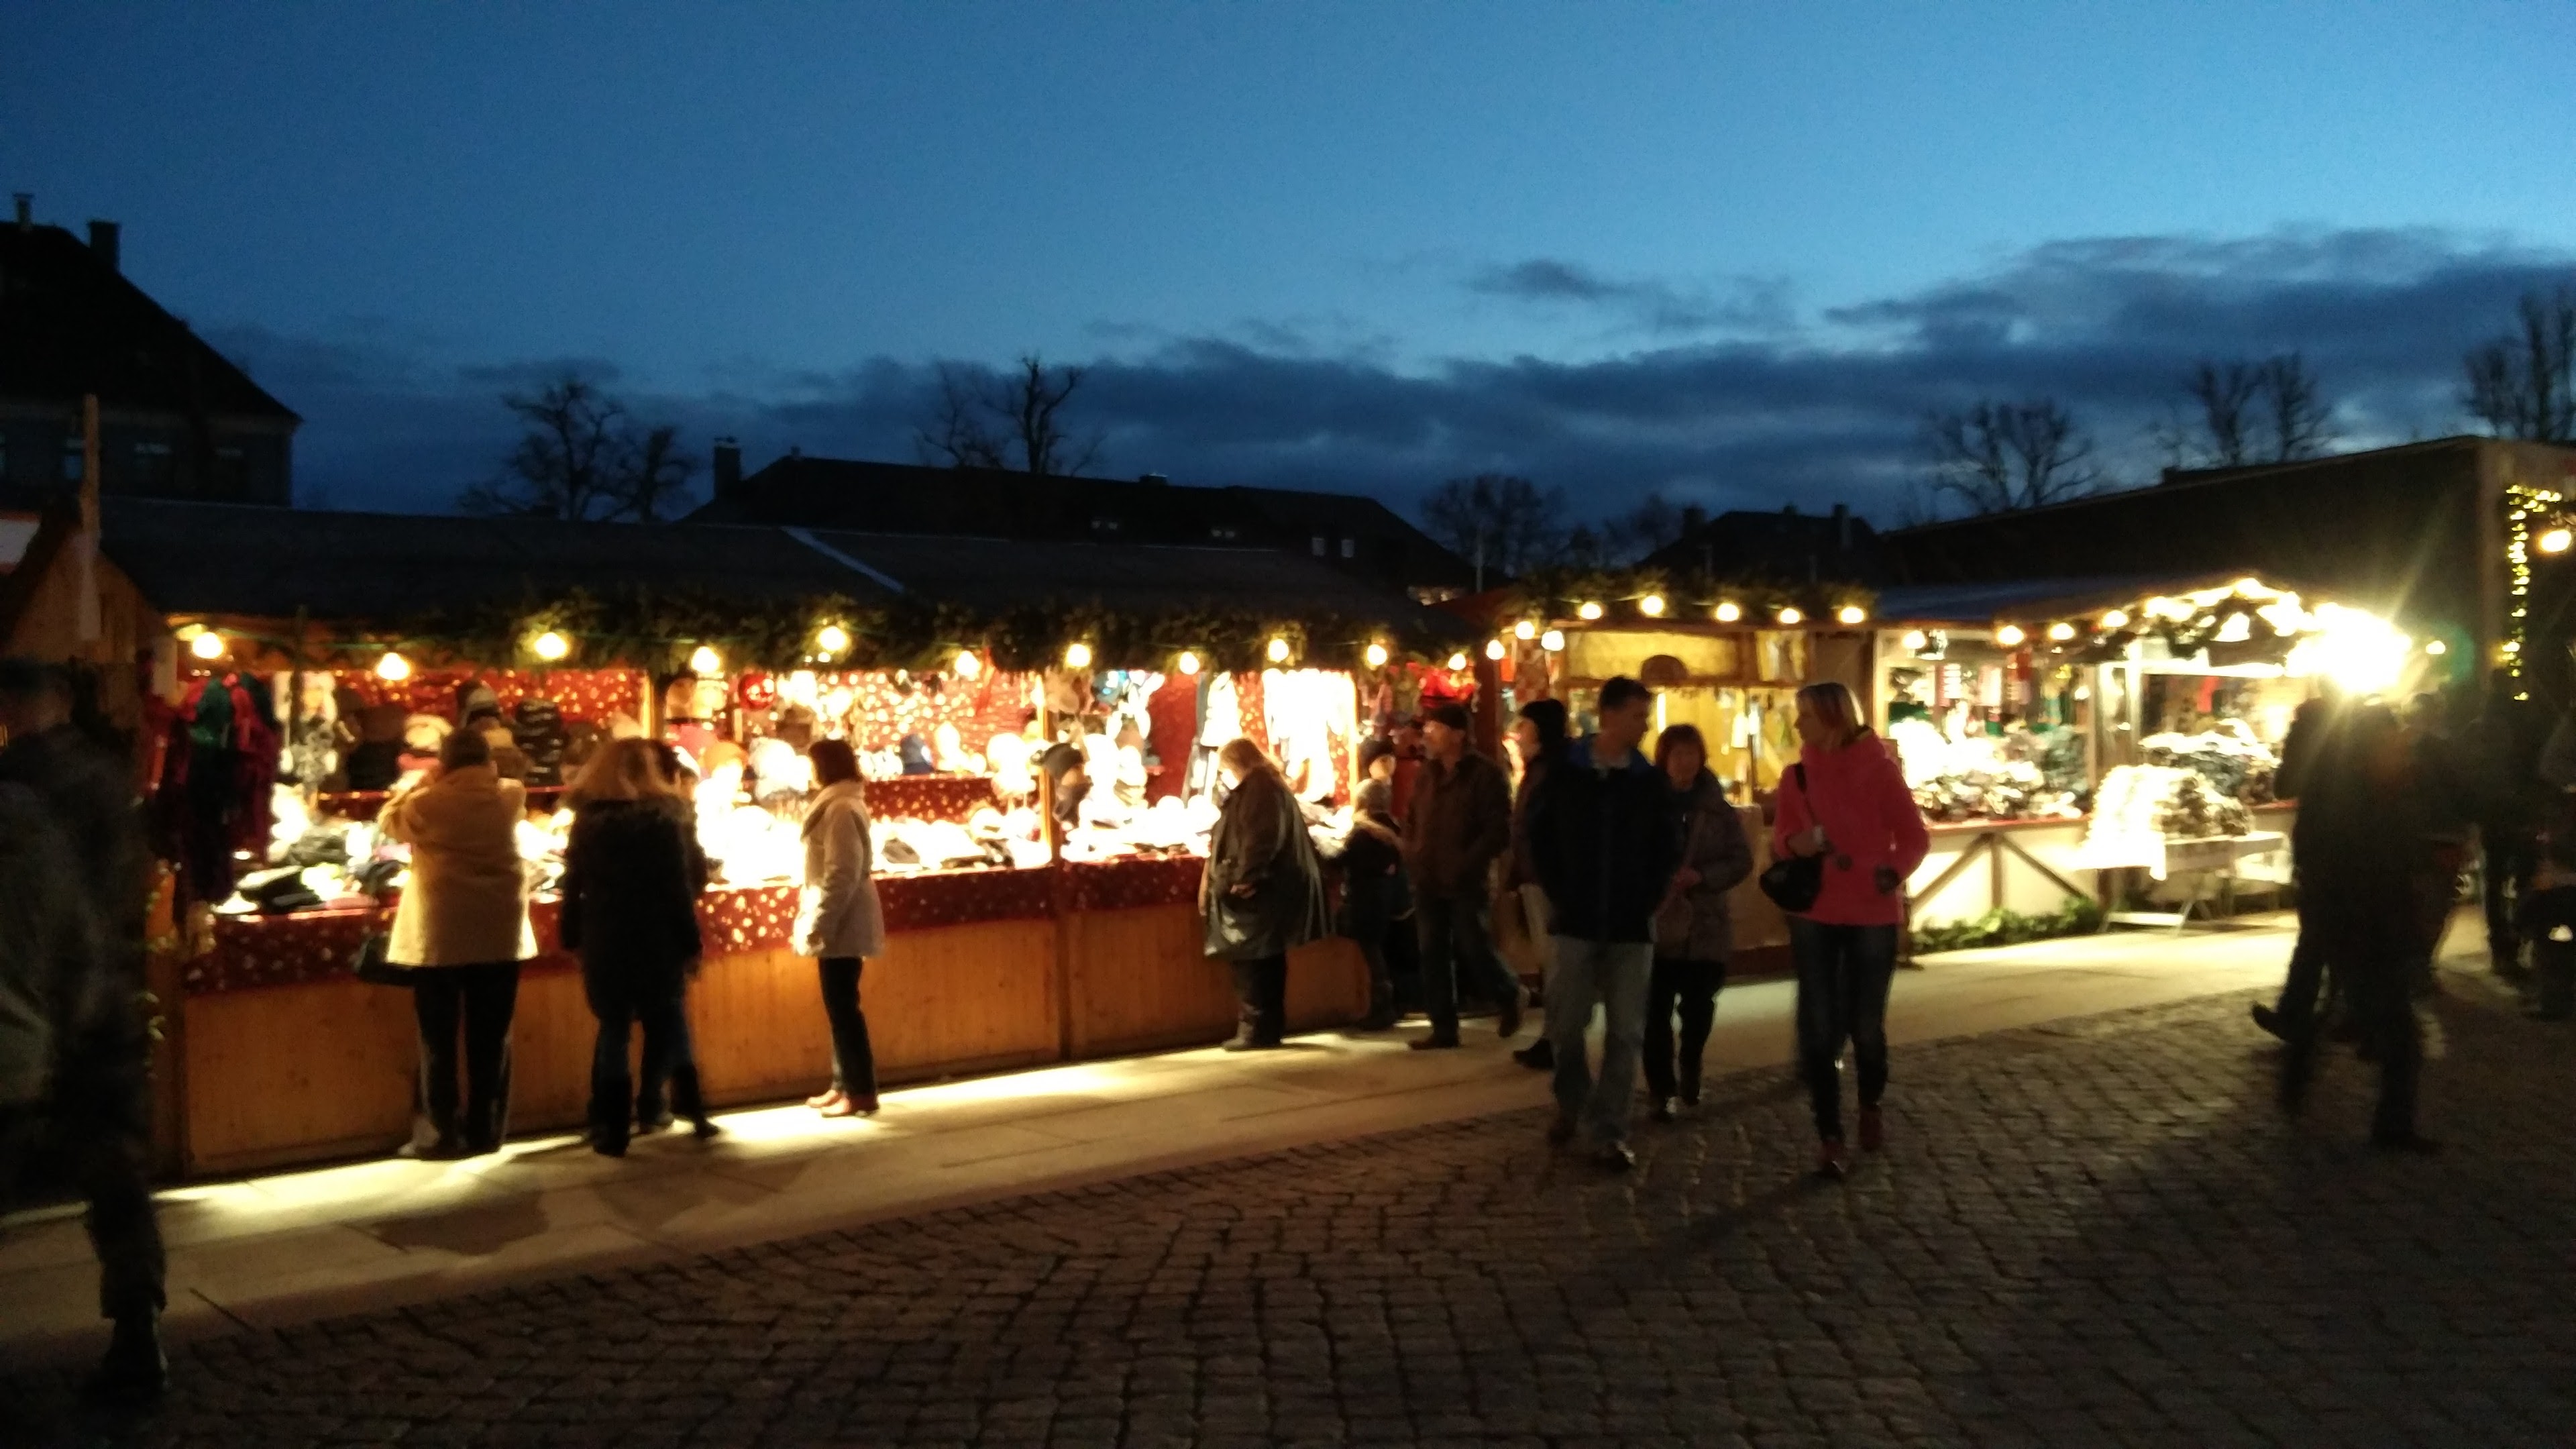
[7,2,2573,523]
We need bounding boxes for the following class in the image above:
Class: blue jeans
[1544,936,1654,1146]
[585,967,699,1149]
[1417,893,1519,1036]
[1788,919,1898,1142]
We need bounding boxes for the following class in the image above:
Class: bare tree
[2154,354,2337,470]
[1420,474,1566,589]
[1597,494,1688,564]
[1923,398,2103,515]
[2260,352,2334,461]
[460,374,697,521]
[912,354,1106,475]
[2463,287,2576,443]
[2174,361,2261,468]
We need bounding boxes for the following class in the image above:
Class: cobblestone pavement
[9,974,2575,1448]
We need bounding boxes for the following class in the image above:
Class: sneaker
[1857,1106,1885,1152]
[1496,989,1524,1040]
[398,1135,467,1162]
[1815,1139,1848,1179]
[589,1134,628,1159]
[1677,1062,1701,1108]
[805,1087,843,1109]
[1595,1142,1636,1173]
[1513,1039,1555,1072]
[689,1115,722,1140]
[85,1310,167,1402]
[820,1093,877,1118]
[1649,1098,1677,1125]
[1408,1032,1462,1051]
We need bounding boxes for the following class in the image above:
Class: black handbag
[350,922,410,987]
[1756,765,1825,914]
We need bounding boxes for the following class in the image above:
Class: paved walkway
[3,920,2301,1371]
[9,926,2574,1446]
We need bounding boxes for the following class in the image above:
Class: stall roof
[1875,572,2334,628]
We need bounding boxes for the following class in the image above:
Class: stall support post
[1472,657,1503,757]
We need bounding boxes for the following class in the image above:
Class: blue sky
[7,2,2573,520]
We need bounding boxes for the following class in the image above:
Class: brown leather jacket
[1403,749,1513,902]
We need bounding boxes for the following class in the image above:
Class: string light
[1267,637,1293,664]
[1063,642,1093,670]
[188,631,226,661]
[688,645,722,676]
[1713,601,1741,623]
[375,651,412,682]
[1994,624,2027,647]
[2100,609,2130,630]
[1776,606,1802,626]
[531,630,572,662]
[1576,601,1604,621]
[816,623,851,655]
[2543,527,2573,555]
[1176,650,1202,676]
[1363,643,1389,668]
[2426,640,2448,655]
[1484,639,1507,661]
[1447,651,1469,671]
[953,650,983,680]
[1540,629,1564,652]
[1836,604,1866,625]
[2506,481,2565,688]
[1901,630,1929,651]
[1638,594,1666,618]
[1514,621,1537,641]
[2047,621,2077,642]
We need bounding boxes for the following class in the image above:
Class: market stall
[3,498,1470,1175]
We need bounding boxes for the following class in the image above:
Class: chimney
[87,219,119,272]
[712,437,743,498]
[12,194,30,231]
[1138,472,1169,486]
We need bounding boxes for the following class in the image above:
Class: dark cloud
[1468,258,1794,337]
[224,227,2575,527]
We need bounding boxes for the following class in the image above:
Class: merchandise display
[2139,723,2280,805]
[1888,716,2084,823]
[2087,763,2256,844]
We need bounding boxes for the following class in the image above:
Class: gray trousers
[1544,936,1655,1146]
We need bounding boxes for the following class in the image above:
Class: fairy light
[1836,604,1866,626]
[1901,630,1929,652]
[2543,527,2573,555]
[1994,624,2027,647]
[1176,650,1201,676]
[1776,606,1802,626]
[2100,609,2130,630]
[2426,640,2448,656]
[1063,642,1093,670]
[375,651,412,682]
[188,630,226,661]
[531,630,572,662]
[1513,621,1537,641]
[1540,629,1564,652]
[688,645,722,676]
[1484,639,1507,661]
[2047,621,2076,643]
[2506,480,2567,696]
[1446,651,1469,671]
[953,650,983,680]
[1712,601,1741,623]
[1576,601,1604,621]
[1638,594,1667,618]
[816,623,851,655]
[1267,637,1293,664]
[1363,642,1389,669]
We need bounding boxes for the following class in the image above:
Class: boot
[87,1307,168,1401]
[1360,984,1400,1031]
[1677,1059,1702,1108]
[1513,1038,1555,1071]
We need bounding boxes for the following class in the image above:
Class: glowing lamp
[1513,621,1537,641]
[1540,629,1564,652]
[1176,650,1202,676]
[1063,642,1093,670]
[1639,594,1666,618]
[187,631,226,661]
[816,623,851,655]
[1901,630,1929,651]
[2541,527,2572,555]
[1363,643,1389,669]
[953,649,983,679]
[375,651,412,682]
[1836,604,1866,626]
[531,630,572,662]
[1713,601,1742,623]
[688,645,722,676]
[1994,624,2027,647]
[1576,601,1604,621]
[1484,639,1507,661]
[1446,652,1469,672]
[2047,622,2077,643]
[1267,637,1293,664]
[2425,640,2448,655]
[2100,610,2130,630]
[1776,606,1803,626]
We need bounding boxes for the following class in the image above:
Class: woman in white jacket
[797,739,886,1117]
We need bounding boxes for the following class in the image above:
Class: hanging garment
[158,674,280,904]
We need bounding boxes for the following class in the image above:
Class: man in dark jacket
[2459,673,2543,979]
[1402,702,1522,1049]
[0,660,167,1395]
[1527,676,1682,1171]
[2253,690,2338,1049]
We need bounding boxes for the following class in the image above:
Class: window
[60,438,83,481]
[1311,535,1326,556]
[1089,516,1123,534]
[1339,537,1356,559]
[1208,525,1240,542]
[132,440,176,489]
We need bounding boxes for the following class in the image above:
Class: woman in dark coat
[560,737,712,1157]
[1644,724,1754,1122]
[1203,737,1330,1051]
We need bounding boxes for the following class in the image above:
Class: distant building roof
[0,219,298,423]
[1642,503,1881,583]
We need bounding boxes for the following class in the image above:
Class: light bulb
[1576,601,1604,621]
[1540,629,1564,652]
[816,623,851,655]
[2541,527,2572,555]
[375,651,411,682]
[1776,606,1803,626]
[1836,604,1866,625]
[2100,610,2130,630]
[1267,637,1292,663]
[1063,642,1093,670]
[953,650,983,680]
[531,630,571,662]
[1176,650,1201,676]
[1639,594,1666,618]
[1363,643,1389,669]
[1995,624,2027,647]
[188,631,225,661]
[689,645,722,676]
[1484,639,1506,661]
[2425,640,2447,655]
[2047,621,2077,642]
[1447,652,1468,671]
[1713,601,1741,623]
[1513,621,1536,641]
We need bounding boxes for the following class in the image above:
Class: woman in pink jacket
[1772,681,1930,1178]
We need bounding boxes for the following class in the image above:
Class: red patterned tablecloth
[186,870,1065,995]
[1068,854,1205,912]
[863,775,1000,823]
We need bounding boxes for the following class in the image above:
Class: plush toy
[737,671,778,712]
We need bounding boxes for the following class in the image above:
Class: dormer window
[1090,516,1123,534]
[1209,525,1240,541]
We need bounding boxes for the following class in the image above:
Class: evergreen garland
[1497,566,1875,627]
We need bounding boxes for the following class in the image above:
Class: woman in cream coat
[796,739,887,1117]
[380,727,537,1158]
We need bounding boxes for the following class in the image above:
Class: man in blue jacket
[1527,676,1682,1171]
